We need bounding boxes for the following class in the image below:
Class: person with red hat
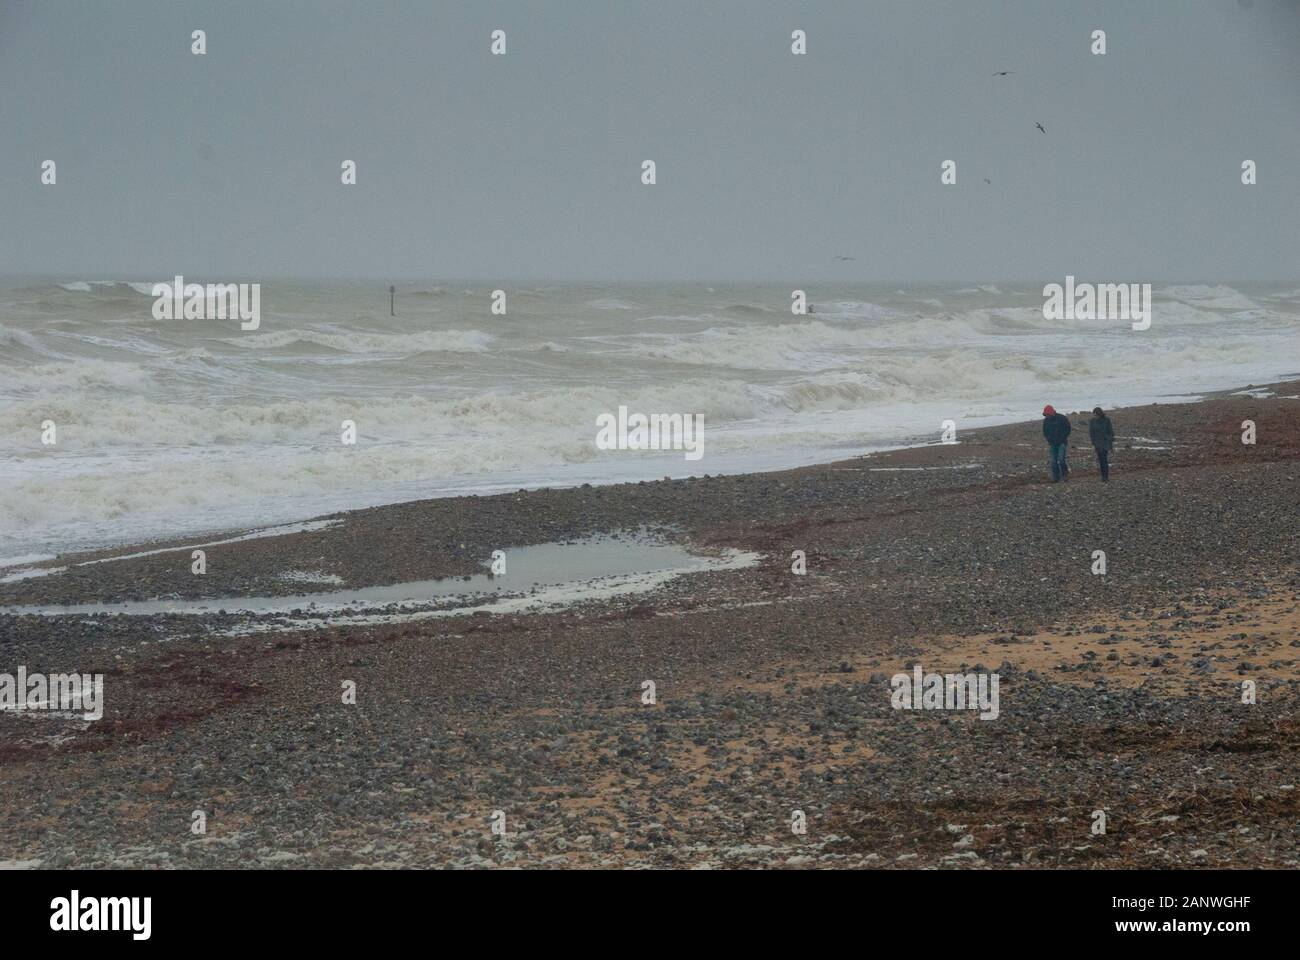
[1041,405,1072,482]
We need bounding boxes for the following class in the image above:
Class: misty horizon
[3,0,1297,282]
[4,274,1298,287]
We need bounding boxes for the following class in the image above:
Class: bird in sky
[834,256,855,261]
[983,178,992,185]
[993,70,1013,76]
[1035,122,1047,134]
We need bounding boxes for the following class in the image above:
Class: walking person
[1089,406,1115,482]
[1041,405,1071,482]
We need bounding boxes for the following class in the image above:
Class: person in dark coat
[1041,405,1071,482]
[1088,407,1115,482]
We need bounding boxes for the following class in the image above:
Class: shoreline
[3,376,1296,607]
[5,370,1297,570]
[1,379,1297,868]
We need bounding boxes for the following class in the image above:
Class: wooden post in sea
[389,285,396,317]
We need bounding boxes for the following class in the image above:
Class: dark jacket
[1042,412,1071,445]
[1089,414,1114,450]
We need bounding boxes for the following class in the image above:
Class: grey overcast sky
[1,0,1297,282]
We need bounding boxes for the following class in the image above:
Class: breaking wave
[2,279,1296,557]
[222,328,494,354]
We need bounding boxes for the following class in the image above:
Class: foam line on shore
[75,519,345,567]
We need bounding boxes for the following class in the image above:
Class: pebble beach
[1,381,1297,869]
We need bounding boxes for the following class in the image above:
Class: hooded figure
[1089,407,1115,482]
[1041,405,1071,482]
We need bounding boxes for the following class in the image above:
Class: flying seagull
[834,256,855,261]
[993,71,1013,76]
[983,178,992,185]
[1035,122,1047,134]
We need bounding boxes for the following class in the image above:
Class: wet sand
[1,381,1297,868]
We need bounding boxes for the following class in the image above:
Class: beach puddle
[1,534,760,630]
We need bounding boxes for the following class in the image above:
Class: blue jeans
[1049,443,1069,481]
